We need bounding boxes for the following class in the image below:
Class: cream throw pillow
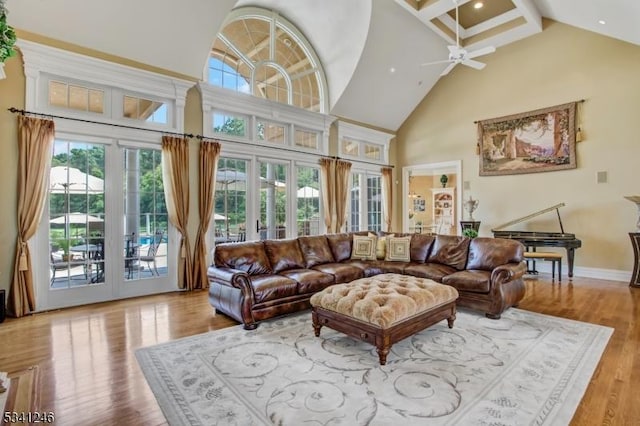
[385,236,412,262]
[369,232,395,260]
[351,234,377,261]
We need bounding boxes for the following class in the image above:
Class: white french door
[35,137,176,311]
[258,160,288,240]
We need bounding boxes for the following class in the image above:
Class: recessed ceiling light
[390,67,396,73]
[474,2,484,9]
[598,20,606,25]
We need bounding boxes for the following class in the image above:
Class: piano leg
[566,248,575,278]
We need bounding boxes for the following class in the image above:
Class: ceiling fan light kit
[421,0,496,76]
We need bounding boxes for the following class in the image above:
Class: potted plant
[55,239,74,261]
[462,228,478,239]
[0,0,17,79]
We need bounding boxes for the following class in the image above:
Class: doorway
[402,161,462,235]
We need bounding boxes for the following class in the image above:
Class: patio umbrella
[297,186,319,198]
[50,212,104,224]
[214,213,226,220]
[50,166,104,194]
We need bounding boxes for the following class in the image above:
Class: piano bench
[524,252,563,282]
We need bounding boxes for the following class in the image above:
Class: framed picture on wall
[413,198,425,212]
[477,102,577,176]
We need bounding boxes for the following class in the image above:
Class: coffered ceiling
[398,0,538,52]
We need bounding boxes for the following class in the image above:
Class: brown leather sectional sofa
[207,232,527,329]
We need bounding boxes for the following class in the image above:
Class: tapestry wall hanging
[478,102,577,176]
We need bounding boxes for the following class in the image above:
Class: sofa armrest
[208,266,254,297]
[491,261,527,284]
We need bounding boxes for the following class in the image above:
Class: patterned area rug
[136,309,612,425]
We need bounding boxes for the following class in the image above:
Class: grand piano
[492,203,582,277]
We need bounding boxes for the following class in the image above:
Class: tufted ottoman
[310,273,459,365]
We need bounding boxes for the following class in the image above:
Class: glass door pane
[49,140,105,289]
[215,158,249,243]
[259,161,287,240]
[349,173,361,232]
[296,166,320,236]
[123,148,168,281]
[367,175,382,231]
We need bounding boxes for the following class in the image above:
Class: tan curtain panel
[334,159,352,233]
[319,158,334,232]
[193,140,221,289]
[161,135,193,290]
[9,115,55,317]
[381,167,393,232]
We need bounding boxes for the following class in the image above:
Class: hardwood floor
[0,276,638,425]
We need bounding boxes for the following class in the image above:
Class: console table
[629,233,640,288]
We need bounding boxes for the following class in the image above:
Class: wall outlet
[596,171,607,184]
[463,181,471,190]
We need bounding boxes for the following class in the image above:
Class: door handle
[256,220,260,233]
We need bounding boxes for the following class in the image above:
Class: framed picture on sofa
[477,102,577,176]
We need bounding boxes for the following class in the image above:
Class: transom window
[49,80,104,114]
[208,8,327,113]
[123,96,167,124]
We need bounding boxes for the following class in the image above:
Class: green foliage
[54,238,82,255]
[0,12,16,63]
[462,228,478,238]
[215,117,245,136]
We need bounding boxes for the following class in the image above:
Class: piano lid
[492,203,566,232]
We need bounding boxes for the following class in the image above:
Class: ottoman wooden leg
[312,309,322,337]
[377,345,390,365]
[447,314,456,329]
[447,307,457,329]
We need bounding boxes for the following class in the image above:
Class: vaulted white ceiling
[6,0,639,131]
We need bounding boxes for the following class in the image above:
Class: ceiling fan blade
[440,62,458,76]
[447,45,458,54]
[466,46,496,59]
[462,59,486,70]
[421,59,454,67]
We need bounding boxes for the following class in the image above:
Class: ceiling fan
[421,0,496,76]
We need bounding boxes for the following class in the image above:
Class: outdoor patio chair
[139,230,164,276]
[50,250,87,285]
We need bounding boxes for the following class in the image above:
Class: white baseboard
[527,262,631,283]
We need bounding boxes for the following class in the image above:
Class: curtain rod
[472,99,586,124]
[196,134,395,169]
[8,107,394,169]
[8,107,195,139]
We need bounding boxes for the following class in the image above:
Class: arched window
[208,7,328,113]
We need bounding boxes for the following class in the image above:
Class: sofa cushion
[403,262,456,282]
[264,239,306,273]
[327,233,353,262]
[214,241,272,275]
[442,270,491,293]
[251,274,298,303]
[466,237,524,271]
[312,263,364,283]
[298,235,335,267]
[427,235,471,270]
[351,234,377,261]
[369,232,394,259]
[375,260,407,274]
[385,236,411,262]
[278,269,335,294]
[410,234,436,263]
[344,260,384,277]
